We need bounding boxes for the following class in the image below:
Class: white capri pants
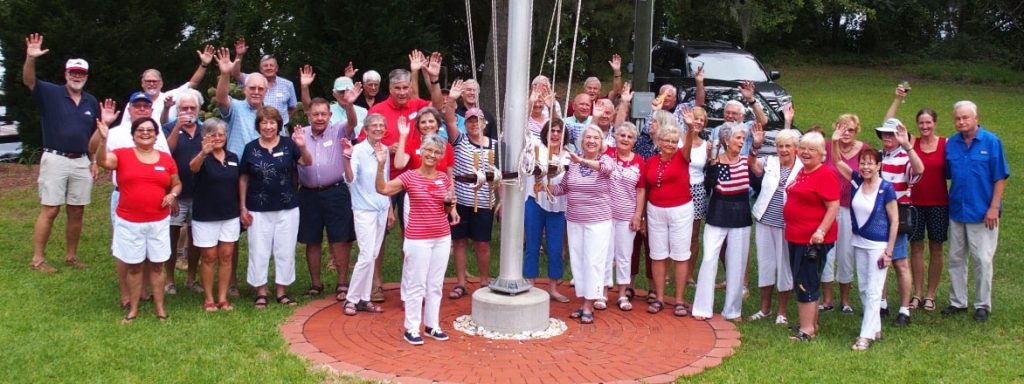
[567,220,612,300]
[349,209,388,303]
[605,219,637,286]
[693,224,751,320]
[246,208,299,287]
[948,220,998,310]
[402,235,452,332]
[823,207,855,284]
[855,245,888,340]
[646,202,694,261]
[755,221,793,291]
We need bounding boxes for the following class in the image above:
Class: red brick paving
[283,278,741,383]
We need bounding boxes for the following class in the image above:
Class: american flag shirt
[706,157,753,228]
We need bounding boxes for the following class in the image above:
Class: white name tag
[415,149,421,155]
[434,180,444,185]
[273,152,284,157]
[227,161,238,166]
[980,150,989,155]
[276,92,284,98]
[323,140,333,148]
[154,166,166,171]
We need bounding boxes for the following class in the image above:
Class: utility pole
[632,0,654,92]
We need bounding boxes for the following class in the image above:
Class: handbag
[897,203,918,234]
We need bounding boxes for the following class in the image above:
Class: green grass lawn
[0,65,1020,383]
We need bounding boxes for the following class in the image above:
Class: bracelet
[815,228,825,234]
[430,78,440,84]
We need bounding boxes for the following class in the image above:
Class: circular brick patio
[281,279,741,383]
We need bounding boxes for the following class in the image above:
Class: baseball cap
[333,77,354,92]
[65,58,89,73]
[464,107,486,121]
[127,91,153,104]
[875,118,900,134]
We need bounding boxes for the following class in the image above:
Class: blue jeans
[523,197,565,279]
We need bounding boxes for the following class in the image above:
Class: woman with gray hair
[376,133,460,345]
[188,118,240,311]
[747,128,803,324]
[603,122,646,311]
[693,121,754,321]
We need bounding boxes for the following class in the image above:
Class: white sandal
[747,310,771,321]
[617,296,633,311]
[594,298,608,310]
[775,315,789,325]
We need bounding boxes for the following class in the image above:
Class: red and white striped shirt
[605,148,646,221]
[880,147,920,204]
[551,155,614,223]
[714,157,750,195]
[398,171,453,240]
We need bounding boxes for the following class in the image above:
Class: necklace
[838,142,859,159]
[655,157,670,188]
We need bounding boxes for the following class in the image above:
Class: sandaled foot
[306,284,324,296]
[645,290,658,304]
[29,260,58,273]
[909,296,922,309]
[775,315,789,324]
[342,301,358,316]
[748,310,771,321]
[618,296,633,311]
[188,281,205,293]
[203,302,218,312]
[674,303,691,317]
[355,300,384,313]
[624,287,636,301]
[156,314,169,322]
[922,297,936,312]
[549,290,570,303]
[647,300,664,314]
[593,298,608,310]
[448,285,468,300]
[569,308,584,319]
[64,257,88,269]
[580,312,594,324]
[217,301,234,311]
[334,284,349,302]
[276,295,297,306]
[121,315,137,324]
[818,304,834,312]
[851,338,871,351]
[790,331,815,341]
[254,295,268,309]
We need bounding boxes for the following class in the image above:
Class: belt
[302,182,342,192]
[43,148,86,159]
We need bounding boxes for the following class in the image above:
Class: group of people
[24,33,1007,349]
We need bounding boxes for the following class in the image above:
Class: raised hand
[832,124,845,142]
[342,82,362,105]
[619,81,633,103]
[95,119,110,139]
[608,54,622,73]
[200,133,215,155]
[739,80,756,102]
[567,151,582,163]
[373,142,388,163]
[233,37,248,56]
[291,127,307,148]
[448,79,465,101]
[164,94,176,110]
[896,122,911,148]
[695,64,705,83]
[215,47,236,75]
[397,116,410,137]
[782,103,795,123]
[425,52,443,78]
[197,45,215,66]
[100,98,120,125]
[895,85,907,100]
[341,138,354,158]
[678,106,695,128]
[344,61,358,78]
[751,121,765,147]
[409,49,426,72]
[25,33,49,58]
[299,64,316,87]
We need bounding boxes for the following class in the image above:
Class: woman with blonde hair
[821,114,864,313]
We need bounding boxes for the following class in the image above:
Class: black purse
[897,203,918,234]
[804,243,824,261]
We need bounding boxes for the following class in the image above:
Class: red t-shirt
[365,96,432,178]
[911,137,948,206]
[644,150,692,208]
[398,171,452,240]
[605,148,646,221]
[399,133,455,177]
[784,164,840,244]
[113,147,177,223]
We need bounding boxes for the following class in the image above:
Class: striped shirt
[605,148,646,221]
[714,157,750,195]
[527,117,547,140]
[451,132,497,208]
[398,171,452,240]
[759,166,792,228]
[563,115,592,150]
[550,155,614,223]
[880,147,919,204]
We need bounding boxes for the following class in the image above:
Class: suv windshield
[688,52,768,82]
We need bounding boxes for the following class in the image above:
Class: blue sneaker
[424,327,449,341]
[403,330,424,345]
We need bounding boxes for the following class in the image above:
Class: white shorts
[169,199,194,226]
[112,216,171,264]
[646,202,694,261]
[191,218,241,248]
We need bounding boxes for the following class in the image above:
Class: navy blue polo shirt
[193,151,241,221]
[945,126,1010,223]
[30,80,100,154]
[161,121,204,200]
[240,137,302,212]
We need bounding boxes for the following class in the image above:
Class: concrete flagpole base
[471,287,550,333]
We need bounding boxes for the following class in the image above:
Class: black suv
[651,39,791,111]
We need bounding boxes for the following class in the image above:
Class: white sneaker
[775,315,789,325]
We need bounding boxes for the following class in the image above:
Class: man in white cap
[118,45,216,127]
[297,65,368,137]
[22,33,118,273]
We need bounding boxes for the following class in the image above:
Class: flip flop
[276,295,297,306]
[448,285,468,300]
[29,260,58,273]
[64,257,88,269]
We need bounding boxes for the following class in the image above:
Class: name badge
[273,152,284,157]
[980,150,989,155]
[276,92,284,98]
[409,112,419,120]
[227,161,238,166]
[323,140,334,148]
[154,166,166,171]
[434,180,444,185]
[415,149,421,155]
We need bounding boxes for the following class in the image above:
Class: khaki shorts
[169,199,193,226]
[38,152,93,206]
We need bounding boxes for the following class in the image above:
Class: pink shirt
[398,171,453,240]
[551,155,614,223]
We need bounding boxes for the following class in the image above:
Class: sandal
[217,301,234,311]
[156,314,169,322]
[64,257,88,269]
[624,287,636,301]
[748,310,771,321]
[647,300,664,314]
[674,303,691,317]
[909,296,922,309]
[371,286,385,302]
[448,285,468,300]
[851,338,871,351]
[790,331,815,342]
[334,284,349,302]
[29,260,58,273]
[549,290,570,303]
[646,290,658,304]
[594,298,608,310]
[306,284,324,296]
[618,296,633,311]
[342,301,358,316]
[355,300,384,313]
[203,302,218,312]
[922,297,936,312]
[276,295,297,306]
[121,315,136,324]
[569,308,584,319]
[580,312,594,324]
[254,295,268,309]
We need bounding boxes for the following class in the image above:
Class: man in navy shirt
[23,33,117,273]
[942,101,1009,322]
[163,89,206,294]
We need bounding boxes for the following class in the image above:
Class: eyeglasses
[142,79,162,84]
[67,71,88,78]
[131,103,153,110]
[135,128,157,133]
